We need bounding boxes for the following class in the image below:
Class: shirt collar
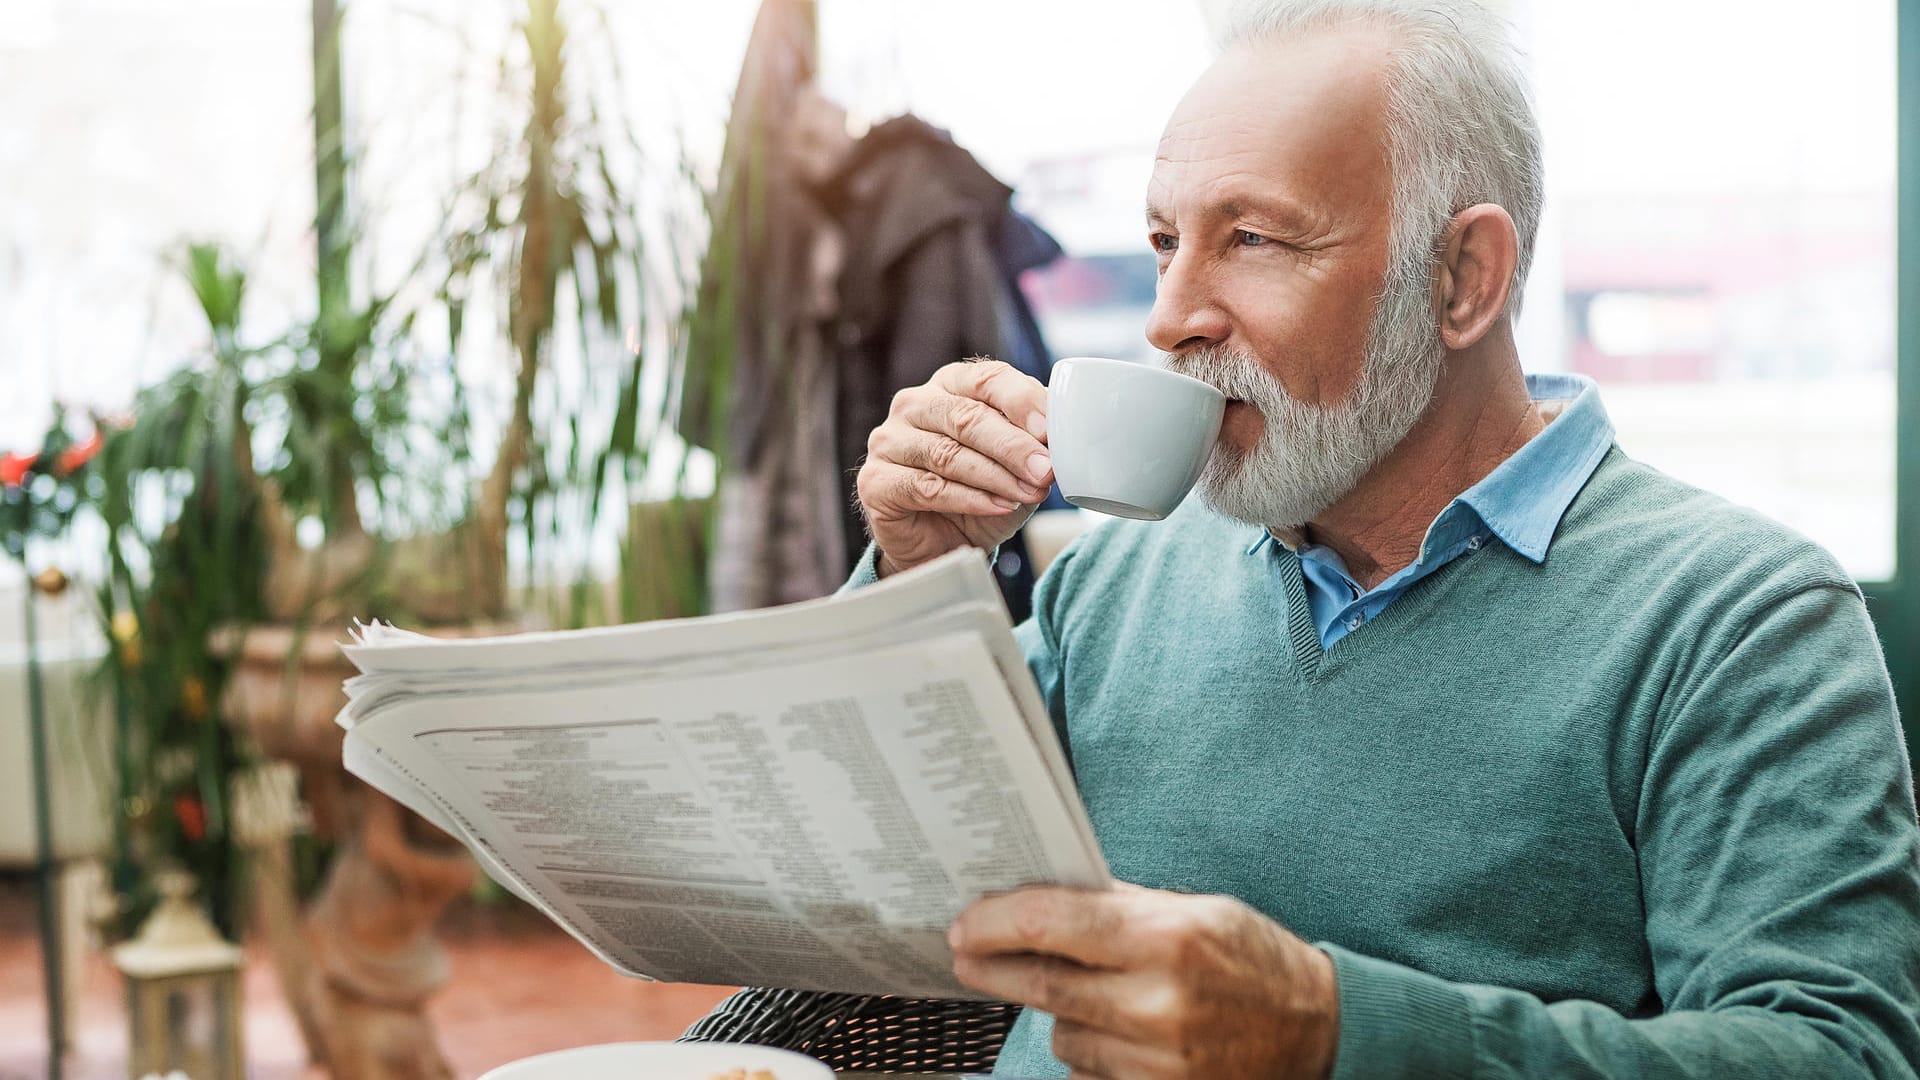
[1245,373,1614,564]
[1455,373,1613,563]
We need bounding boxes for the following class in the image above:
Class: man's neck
[1302,333,1543,590]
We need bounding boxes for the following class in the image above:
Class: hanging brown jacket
[815,115,1028,569]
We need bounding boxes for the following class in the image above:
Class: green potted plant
[89,240,425,935]
[87,0,724,1070]
[435,0,714,630]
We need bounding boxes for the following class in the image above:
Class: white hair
[1218,0,1544,321]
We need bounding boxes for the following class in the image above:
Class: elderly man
[848,0,1920,1077]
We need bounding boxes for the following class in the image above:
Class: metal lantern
[111,869,245,1080]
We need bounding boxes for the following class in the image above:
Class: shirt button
[1467,536,1484,552]
[1346,616,1363,631]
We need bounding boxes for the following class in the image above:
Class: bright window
[1512,0,1898,580]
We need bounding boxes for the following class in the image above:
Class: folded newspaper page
[336,550,1109,998]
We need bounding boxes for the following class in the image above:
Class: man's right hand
[856,359,1054,578]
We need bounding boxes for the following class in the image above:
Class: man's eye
[1237,230,1269,247]
[1150,232,1178,253]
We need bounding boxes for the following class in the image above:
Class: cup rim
[1052,355,1226,401]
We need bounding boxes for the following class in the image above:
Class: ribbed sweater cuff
[837,543,999,596]
[1321,943,1475,1080]
[838,543,885,595]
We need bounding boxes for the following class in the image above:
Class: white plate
[477,1041,835,1080]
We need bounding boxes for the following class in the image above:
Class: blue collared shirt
[1248,373,1616,649]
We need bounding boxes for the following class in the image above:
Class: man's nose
[1144,254,1231,355]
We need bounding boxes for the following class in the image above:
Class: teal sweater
[973,449,1920,1078]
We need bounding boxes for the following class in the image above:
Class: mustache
[1161,346,1286,405]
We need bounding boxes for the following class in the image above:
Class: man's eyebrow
[1145,196,1315,230]
[1145,200,1253,226]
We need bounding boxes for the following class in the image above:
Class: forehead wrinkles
[1151,57,1391,228]
[1152,102,1269,178]
[1149,121,1273,217]
[1157,109,1267,158]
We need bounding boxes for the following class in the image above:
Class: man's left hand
[948,882,1340,1080]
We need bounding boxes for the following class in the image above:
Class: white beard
[1164,282,1446,530]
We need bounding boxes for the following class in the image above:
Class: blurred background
[0,0,1912,1077]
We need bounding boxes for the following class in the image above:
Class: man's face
[1149,29,1444,527]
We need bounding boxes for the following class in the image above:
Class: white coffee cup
[1046,356,1226,520]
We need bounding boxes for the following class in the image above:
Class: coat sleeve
[1324,582,1920,1080]
[883,218,1007,390]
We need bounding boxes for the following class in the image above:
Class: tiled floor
[0,875,734,1079]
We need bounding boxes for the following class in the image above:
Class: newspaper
[335,550,1109,998]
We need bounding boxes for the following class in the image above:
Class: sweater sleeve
[1012,540,1075,757]
[1324,582,1920,1080]
[836,541,885,595]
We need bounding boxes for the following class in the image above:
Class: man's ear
[1433,204,1519,351]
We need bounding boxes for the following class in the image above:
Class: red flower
[53,432,101,477]
[0,452,36,488]
[173,793,207,843]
